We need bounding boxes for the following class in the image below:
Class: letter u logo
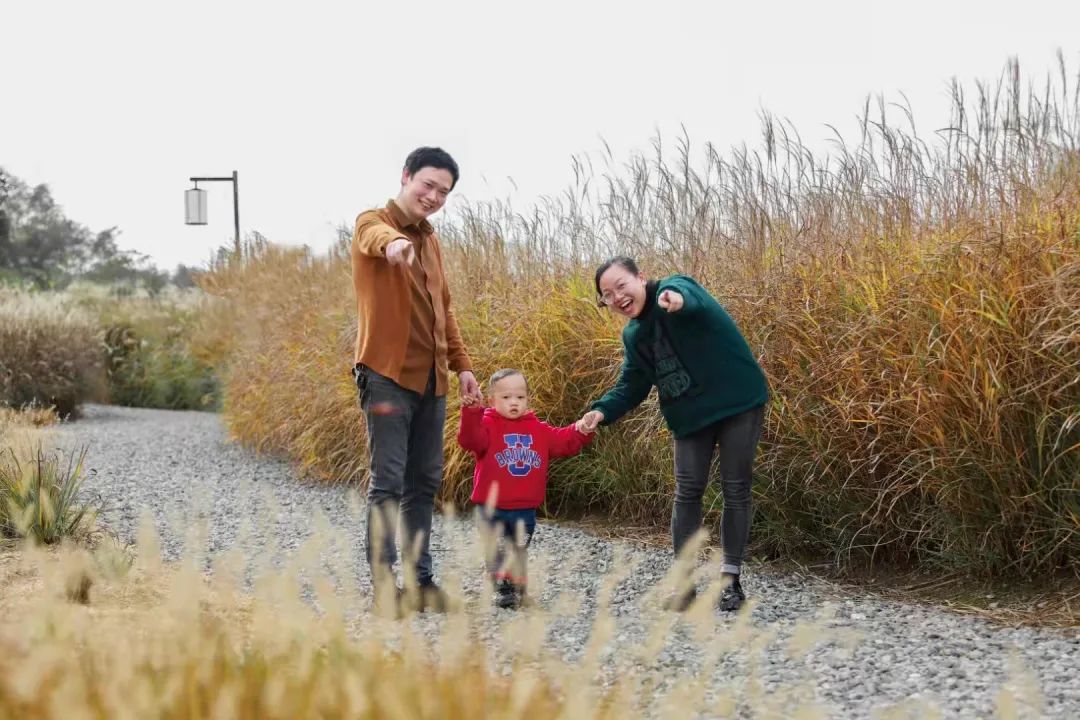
[502,434,535,477]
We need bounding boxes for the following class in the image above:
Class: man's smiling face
[398,166,453,222]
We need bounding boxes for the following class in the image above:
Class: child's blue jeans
[477,507,536,586]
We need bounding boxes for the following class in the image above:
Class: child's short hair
[487,368,528,392]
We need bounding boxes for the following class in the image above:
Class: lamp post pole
[188,171,240,256]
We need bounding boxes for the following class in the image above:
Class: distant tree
[336,221,352,249]
[0,167,179,292]
[82,245,171,296]
[0,169,11,246]
[172,264,198,289]
[0,169,102,288]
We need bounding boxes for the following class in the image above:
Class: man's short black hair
[404,147,460,189]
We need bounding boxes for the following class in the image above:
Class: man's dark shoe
[372,583,405,619]
[411,579,451,613]
[718,577,745,612]
[662,585,698,612]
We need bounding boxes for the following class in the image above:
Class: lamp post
[185,170,240,257]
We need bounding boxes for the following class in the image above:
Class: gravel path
[56,405,1077,719]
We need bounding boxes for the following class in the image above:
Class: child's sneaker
[718,576,745,612]
[514,585,536,609]
[495,579,518,609]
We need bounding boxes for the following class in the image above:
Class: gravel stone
[56,405,1079,719]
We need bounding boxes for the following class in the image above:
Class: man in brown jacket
[351,146,482,614]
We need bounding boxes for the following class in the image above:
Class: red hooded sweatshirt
[457,405,594,510]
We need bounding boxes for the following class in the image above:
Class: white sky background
[3,0,1078,270]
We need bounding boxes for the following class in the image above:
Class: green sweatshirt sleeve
[658,275,705,314]
[590,336,654,426]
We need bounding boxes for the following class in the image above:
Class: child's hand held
[576,410,604,433]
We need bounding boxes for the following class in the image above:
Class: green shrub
[103,322,219,411]
[63,283,221,411]
[0,439,98,545]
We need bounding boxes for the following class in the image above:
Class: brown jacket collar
[386,199,434,235]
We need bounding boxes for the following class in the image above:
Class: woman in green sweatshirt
[576,256,769,612]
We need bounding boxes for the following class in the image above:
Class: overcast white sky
[3,0,1078,270]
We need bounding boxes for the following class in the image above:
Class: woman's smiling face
[598,265,648,318]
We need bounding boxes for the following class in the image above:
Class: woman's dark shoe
[718,577,745,612]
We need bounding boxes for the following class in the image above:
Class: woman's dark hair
[404,146,460,189]
[594,256,640,301]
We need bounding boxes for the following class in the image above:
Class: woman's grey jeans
[671,404,765,575]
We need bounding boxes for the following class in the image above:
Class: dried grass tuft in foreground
[0,510,1052,719]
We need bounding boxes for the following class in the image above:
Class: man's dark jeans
[356,364,445,588]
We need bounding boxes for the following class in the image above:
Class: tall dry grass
[0,540,573,719]
[0,289,105,418]
[0,284,221,415]
[196,244,364,475]
[197,56,1079,576]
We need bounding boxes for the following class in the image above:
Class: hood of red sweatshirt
[481,407,538,424]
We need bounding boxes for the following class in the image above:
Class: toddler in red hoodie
[457,368,594,609]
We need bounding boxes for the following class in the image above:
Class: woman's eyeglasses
[597,282,630,308]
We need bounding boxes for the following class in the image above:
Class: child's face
[489,374,529,419]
